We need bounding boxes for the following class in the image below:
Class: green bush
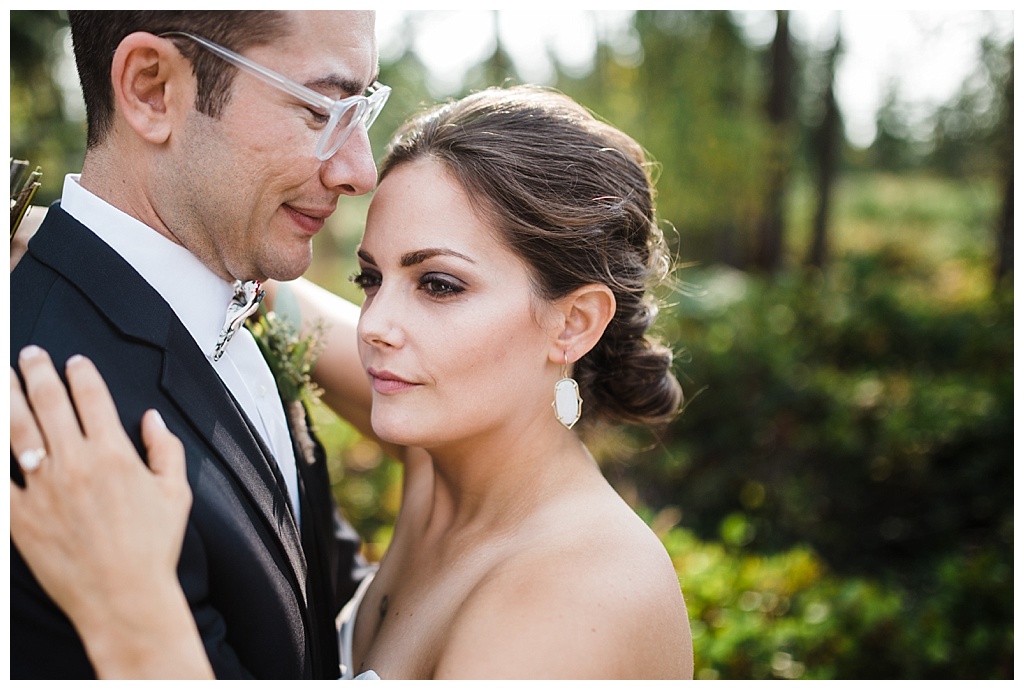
[664,521,1012,679]
[634,257,1012,577]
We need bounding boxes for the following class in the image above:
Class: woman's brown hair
[380,86,682,427]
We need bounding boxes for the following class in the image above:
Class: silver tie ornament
[213,280,265,361]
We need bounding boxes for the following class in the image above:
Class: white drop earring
[552,352,582,430]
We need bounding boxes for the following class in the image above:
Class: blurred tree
[805,30,843,270]
[752,10,797,274]
[928,35,1010,178]
[9,10,85,205]
[989,39,1012,285]
[924,33,1013,286]
[868,82,924,171]
[560,10,769,269]
[367,16,438,153]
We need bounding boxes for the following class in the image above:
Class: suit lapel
[27,205,310,603]
[160,324,308,598]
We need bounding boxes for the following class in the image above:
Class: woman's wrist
[75,578,213,679]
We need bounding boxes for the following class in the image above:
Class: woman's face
[355,159,560,450]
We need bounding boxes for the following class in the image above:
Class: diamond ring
[18,448,47,473]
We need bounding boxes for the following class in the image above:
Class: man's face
[163,11,380,282]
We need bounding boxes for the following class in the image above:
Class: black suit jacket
[10,204,369,679]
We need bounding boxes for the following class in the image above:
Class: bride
[10,86,693,679]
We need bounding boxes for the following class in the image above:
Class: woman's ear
[548,284,616,366]
[110,32,192,146]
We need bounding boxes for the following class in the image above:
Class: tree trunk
[807,30,843,270]
[753,10,795,274]
[994,43,1013,286]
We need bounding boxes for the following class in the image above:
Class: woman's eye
[420,273,465,298]
[350,271,381,295]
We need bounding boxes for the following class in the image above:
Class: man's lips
[283,204,334,235]
[367,368,418,394]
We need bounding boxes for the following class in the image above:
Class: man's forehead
[282,10,376,44]
[257,11,379,92]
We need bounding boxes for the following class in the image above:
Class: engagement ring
[18,448,46,473]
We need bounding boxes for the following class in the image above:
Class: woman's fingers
[10,367,48,475]
[17,346,84,465]
[65,354,133,452]
[12,346,189,494]
[14,348,139,478]
[141,409,192,511]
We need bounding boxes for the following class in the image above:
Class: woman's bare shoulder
[434,489,693,679]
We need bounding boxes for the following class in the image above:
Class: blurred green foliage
[662,522,1012,679]
[9,10,87,205]
[615,172,1011,678]
[9,9,1012,680]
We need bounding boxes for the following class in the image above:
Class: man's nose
[321,125,377,196]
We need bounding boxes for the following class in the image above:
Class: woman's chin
[371,415,427,449]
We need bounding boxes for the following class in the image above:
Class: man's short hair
[68,10,290,148]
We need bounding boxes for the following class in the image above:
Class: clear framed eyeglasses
[162,31,391,161]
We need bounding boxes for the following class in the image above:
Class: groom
[11,11,384,679]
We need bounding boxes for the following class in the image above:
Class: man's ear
[548,284,616,366]
[110,32,192,145]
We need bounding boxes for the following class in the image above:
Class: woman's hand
[10,346,213,678]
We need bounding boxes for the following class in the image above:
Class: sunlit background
[8,10,1014,680]
[375,10,1012,148]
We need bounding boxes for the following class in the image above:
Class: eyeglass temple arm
[161,31,336,111]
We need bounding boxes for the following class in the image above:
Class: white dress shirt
[59,174,301,523]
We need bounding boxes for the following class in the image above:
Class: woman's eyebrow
[400,248,476,267]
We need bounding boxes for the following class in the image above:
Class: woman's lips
[368,368,418,394]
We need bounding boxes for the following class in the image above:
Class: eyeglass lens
[320,87,389,160]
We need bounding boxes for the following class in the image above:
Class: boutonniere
[246,287,327,464]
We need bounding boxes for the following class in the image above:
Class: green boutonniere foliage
[247,306,326,405]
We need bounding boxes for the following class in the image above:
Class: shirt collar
[59,173,235,356]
